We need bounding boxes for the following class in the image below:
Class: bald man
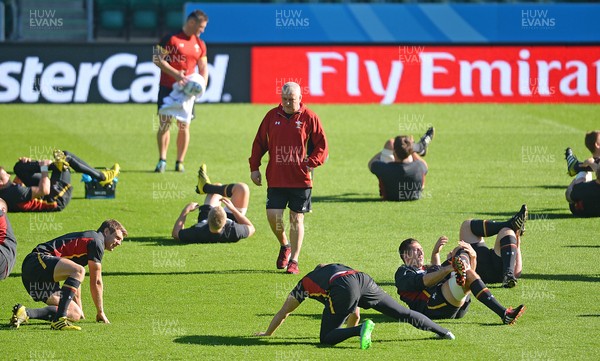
[249,82,329,274]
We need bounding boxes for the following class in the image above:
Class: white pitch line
[536,117,583,134]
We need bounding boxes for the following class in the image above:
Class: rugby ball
[183,73,206,97]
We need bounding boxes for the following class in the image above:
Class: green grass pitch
[0,103,598,360]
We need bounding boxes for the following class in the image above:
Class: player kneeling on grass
[367,127,434,201]
[172,164,255,243]
[256,263,454,350]
[10,220,127,331]
[0,150,119,212]
[395,238,525,325]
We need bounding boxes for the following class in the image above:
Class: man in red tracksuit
[249,82,328,274]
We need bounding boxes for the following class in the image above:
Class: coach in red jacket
[249,82,328,274]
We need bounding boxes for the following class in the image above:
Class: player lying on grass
[0,198,17,280]
[10,220,127,331]
[459,204,527,287]
[256,263,455,350]
[367,127,434,201]
[565,155,600,218]
[0,150,119,212]
[172,164,255,243]
[395,237,525,325]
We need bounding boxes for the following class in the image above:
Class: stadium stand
[14,0,88,41]
[0,0,598,42]
[95,0,127,39]
[162,0,187,34]
[129,0,159,38]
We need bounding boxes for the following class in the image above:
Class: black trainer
[565,147,579,177]
[502,273,518,288]
[509,204,528,236]
[418,126,435,156]
[503,304,526,325]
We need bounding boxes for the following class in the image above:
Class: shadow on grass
[481,185,565,190]
[173,335,318,347]
[478,208,575,220]
[312,193,381,203]
[104,269,282,277]
[578,314,600,318]
[119,170,160,174]
[173,334,435,348]
[126,236,257,247]
[521,273,600,283]
[126,236,187,246]
[256,313,321,321]
[9,269,281,278]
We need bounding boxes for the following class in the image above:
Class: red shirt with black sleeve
[249,103,328,188]
[32,230,104,266]
[0,183,58,212]
[157,31,207,88]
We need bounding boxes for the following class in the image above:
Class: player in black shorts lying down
[172,164,255,243]
[459,204,528,288]
[395,237,525,325]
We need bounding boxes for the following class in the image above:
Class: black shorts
[196,204,236,223]
[423,285,471,319]
[266,187,312,213]
[473,242,503,284]
[21,252,61,302]
[328,273,387,314]
[157,85,195,120]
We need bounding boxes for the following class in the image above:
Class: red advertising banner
[251,46,600,104]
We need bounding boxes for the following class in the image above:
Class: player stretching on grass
[0,150,119,212]
[256,263,455,350]
[172,164,255,243]
[395,237,525,324]
[459,204,528,288]
[10,220,127,331]
[367,128,434,201]
[565,163,600,217]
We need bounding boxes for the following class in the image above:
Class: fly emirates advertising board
[251,46,600,104]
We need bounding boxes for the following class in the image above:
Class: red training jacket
[249,103,328,188]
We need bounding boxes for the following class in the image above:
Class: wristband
[40,165,49,172]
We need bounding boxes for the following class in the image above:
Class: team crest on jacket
[295,120,302,129]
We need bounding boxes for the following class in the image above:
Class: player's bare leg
[459,219,484,244]
[268,208,290,269]
[204,192,222,207]
[286,211,304,274]
[379,138,395,163]
[229,183,250,214]
[175,121,189,172]
[156,114,171,172]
